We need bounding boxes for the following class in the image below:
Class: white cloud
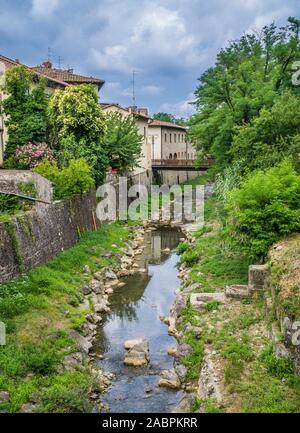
[159,94,196,119]
[140,85,164,96]
[89,4,204,74]
[31,0,60,18]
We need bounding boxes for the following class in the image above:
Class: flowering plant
[15,143,55,169]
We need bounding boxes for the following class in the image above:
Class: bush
[181,248,199,265]
[34,158,94,200]
[227,160,300,259]
[176,241,190,255]
[16,143,55,169]
[260,345,294,381]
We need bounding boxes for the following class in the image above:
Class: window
[165,133,167,142]
[144,127,146,138]
[174,134,177,143]
[170,133,172,143]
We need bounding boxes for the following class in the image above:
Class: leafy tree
[190,18,300,169]
[1,65,48,159]
[153,112,187,126]
[103,112,143,173]
[48,84,107,185]
[231,91,300,171]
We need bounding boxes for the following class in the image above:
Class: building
[31,62,105,92]
[0,54,68,165]
[148,119,196,161]
[0,55,105,165]
[148,119,201,185]
[101,103,151,179]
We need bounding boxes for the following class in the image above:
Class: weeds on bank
[0,221,131,412]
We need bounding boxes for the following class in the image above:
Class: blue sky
[0,0,299,117]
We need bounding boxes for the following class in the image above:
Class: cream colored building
[101,103,151,177]
[148,119,196,161]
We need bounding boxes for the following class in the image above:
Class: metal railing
[151,158,214,168]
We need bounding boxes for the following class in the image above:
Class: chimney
[42,61,52,69]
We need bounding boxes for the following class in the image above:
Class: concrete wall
[0,190,98,283]
[0,170,53,203]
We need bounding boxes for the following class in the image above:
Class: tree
[2,65,48,159]
[190,18,300,170]
[48,84,107,185]
[103,112,143,173]
[153,112,187,126]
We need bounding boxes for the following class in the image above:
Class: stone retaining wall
[0,190,98,283]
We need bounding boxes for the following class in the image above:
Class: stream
[93,226,185,413]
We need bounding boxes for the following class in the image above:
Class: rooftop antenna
[131,70,137,107]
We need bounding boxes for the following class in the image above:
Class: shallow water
[93,227,184,413]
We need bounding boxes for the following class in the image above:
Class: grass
[0,221,133,412]
[176,187,300,412]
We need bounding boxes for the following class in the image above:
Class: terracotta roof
[31,66,105,89]
[0,54,68,87]
[149,119,187,131]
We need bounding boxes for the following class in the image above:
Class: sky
[0,0,299,117]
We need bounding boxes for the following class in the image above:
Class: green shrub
[38,371,98,413]
[227,159,300,259]
[206,300,220,312]
[176,241,189,255]
[260,345,294,381]
[181,249,199,265]
[35,158,94,200]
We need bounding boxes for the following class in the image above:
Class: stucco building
[148,119,196,161]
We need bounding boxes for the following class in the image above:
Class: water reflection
[93,227,184,413]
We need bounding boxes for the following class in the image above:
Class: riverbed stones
[159,369,181,390]
[197,349,222,404]
[19,403,36,413]
[174,363,187,381]
[0,391,9,402]
[190,293,226,310]
[69,330,92,354]
[81,285,92,295]
[123,338,150,366]
[167,346,177,356]
[63,351,84,369]
[105,270,118,281]
[172,394,195,413]
[225,284,249,299]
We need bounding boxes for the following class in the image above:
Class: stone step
[190,293,226,310]
[225,285,249,299]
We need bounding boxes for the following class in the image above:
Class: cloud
[31,0,60,18]
[159,93,196,119]
[1,0,298,115]
[140,85,164,96]
[89,4,205,75]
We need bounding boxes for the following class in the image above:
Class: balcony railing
[151,158,214,168]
